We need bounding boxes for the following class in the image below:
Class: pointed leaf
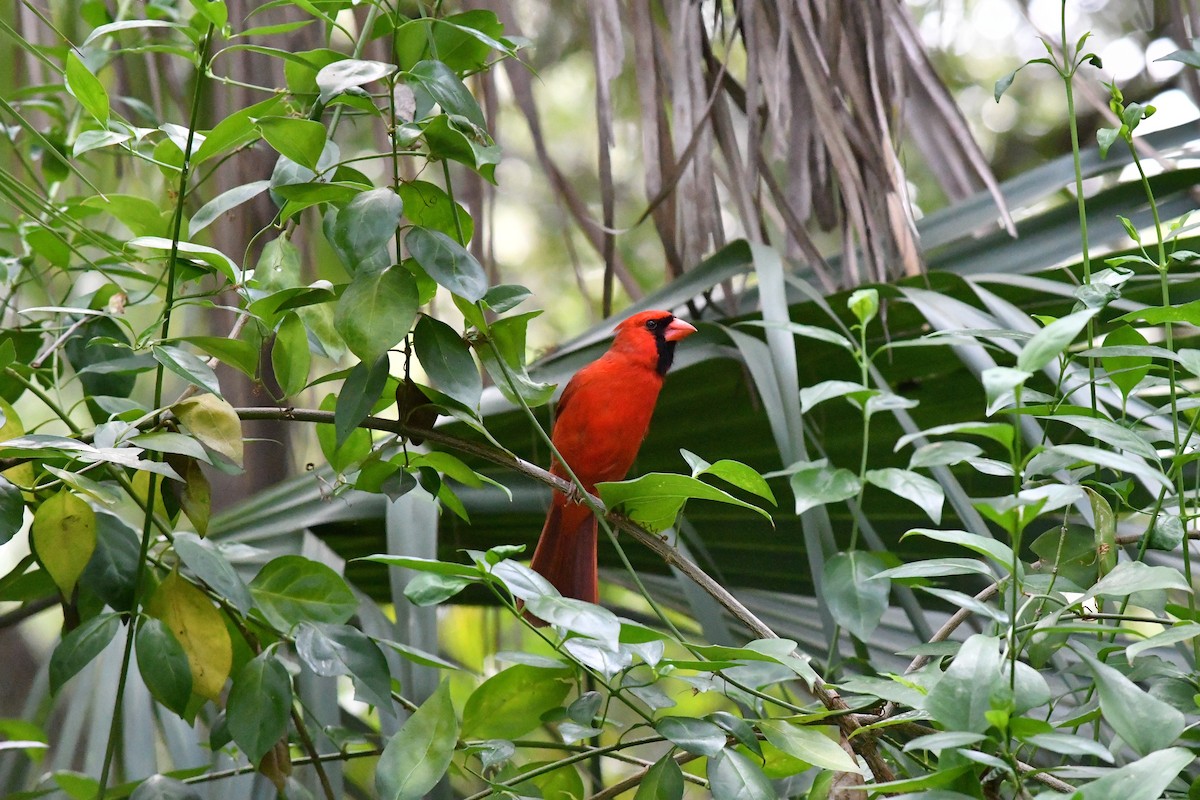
[634,754,684,800]
[334,265,419,364]
[135,617,193,716]
[1076,648,1184,757]
[173,393,243,467]
[865,467,943,524]
[49,612,120,694]
[461,664,571,740]
[331,187,404,270]
[757,720,859,773]
[707,748,777,800]
[249,555,358,632]
[597,473,773,533]
[32,489,96,596]
[923,634,1002,733]
[656,716,726,757]
[227,651,292,764]
[65,52,109,124]
[257,116,327,171]
[146,571,232,700]
[294,621,394,709]
[406,226,488,301]
[173,532,252,613]
[376,679,458,800]
[414,315,481,409]
[1016,308,1100,371]
[822,551,889,641]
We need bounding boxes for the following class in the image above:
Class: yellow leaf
[147,571,233,700]
[173,394,244,468]
[0,397,35,490]
[31,489,96,596]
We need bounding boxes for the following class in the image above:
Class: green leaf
[334,355,389,449]
[257,116,327,171]
[293,622,393,709]
[1065,747,1193,800]
[1076,648,1184,757]
[128,237,239,283]
[787,461,860,515]
[80,513,140,613]
[135,617,193,716]
[1097,126,1121,158]
[404,572,473,606]
[1081,560,1190,604]
[822,551,889,641]
[461,664,571,739]
[65,52,109,125]
[407,59,486,128]
[1022,732,1112,762]
[1042,443,1171,491]
[655,716,726,757]
[1040,414,1159,461]
[757,720,859,772]
[597,473,773,533]
[173,393,243,468]
[902,731,988,753]
[1016,307,1100,371]
[145,571,232,701]
[271,312,311,397]
[249,555,358,633]
[331,187,404,270]
[173,532,253,614]
[634,754,684,800]
[0,477,24,546]
[152,345,221,397]
[707,749,777,800]
[902,528,1015,571]
[188,180,271,237]
[520,594,621,650]
[32,489,96,597]
[994,66,1020,101]
[397,180,474,240]
[799,379,872,412]
[923,634,1002,733]
[414,315,481,409]
[865,467,943,524]
[73,129,131,157]
[227,651,292,764]
[406,227,488,301]
[981,366,1032,414]
[1102,324,1151,399]
[1125,622,1200,662]
[376,679,458,800]
[335,266,419,365]
[848,288,879,326]
[908,441,982,469]
[129,432,209,463]
[83,19,185,45]
[681,450,776,504]
[177,336,260,379]
[49,612,119,694]
[316,58,397,103]
[192,95,281,165]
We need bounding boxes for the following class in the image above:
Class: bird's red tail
[529,495,598,606]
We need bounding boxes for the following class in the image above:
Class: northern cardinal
[529,310,698,606]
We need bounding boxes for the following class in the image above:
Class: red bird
[529,310,697,606]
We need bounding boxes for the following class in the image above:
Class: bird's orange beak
[663,318,698,342]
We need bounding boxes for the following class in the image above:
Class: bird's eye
[645,319,659,330]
